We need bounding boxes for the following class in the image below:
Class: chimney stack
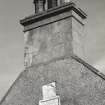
[20,1,87,67]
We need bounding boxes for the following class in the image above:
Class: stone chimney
[20,0,87,67]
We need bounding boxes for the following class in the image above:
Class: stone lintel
[20,2,87,32]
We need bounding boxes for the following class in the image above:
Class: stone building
[0,0,105,105]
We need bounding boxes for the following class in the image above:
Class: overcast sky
[0,0,105,100]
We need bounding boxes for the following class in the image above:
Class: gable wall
[1,57,105,105]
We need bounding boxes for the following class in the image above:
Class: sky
[0,0,105,101]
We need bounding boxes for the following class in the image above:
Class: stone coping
[20,2,87,27]
[72,55,105,80]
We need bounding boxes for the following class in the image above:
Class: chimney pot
[47,0,58,9]
[33,0,45,13]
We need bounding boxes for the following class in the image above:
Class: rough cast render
[0,1,105,105]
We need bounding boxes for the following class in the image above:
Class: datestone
[39,82,60,105]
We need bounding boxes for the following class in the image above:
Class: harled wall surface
[1,57,105,105]
[24,12,85,67]
[25,18,72,66]
[1,18,105,105]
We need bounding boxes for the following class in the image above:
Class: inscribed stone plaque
[42,82,56,100]
[39,82,60,105]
